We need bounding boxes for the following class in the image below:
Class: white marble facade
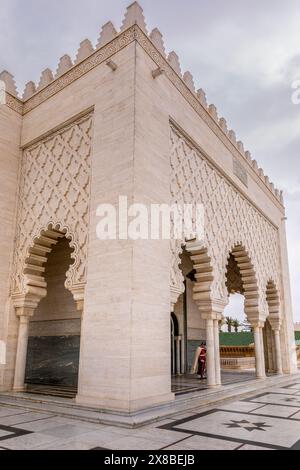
[0,2,297,416]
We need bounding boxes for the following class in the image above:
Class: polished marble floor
[24,370,257,400]
[171,370,256,394]
[0,381,300,450]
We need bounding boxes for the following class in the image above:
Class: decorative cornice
[4,92,23,115]
[134,27,284,208]
[2,21,283,207]
[22,26,136,115]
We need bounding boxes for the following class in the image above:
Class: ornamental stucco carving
[170,124,280,318]
[12,112,93,296]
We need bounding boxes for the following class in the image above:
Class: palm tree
[241,316,252,332]
[232,319,240,333]
[225,316,234,333]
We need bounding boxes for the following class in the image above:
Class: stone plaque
[233,157,248,187]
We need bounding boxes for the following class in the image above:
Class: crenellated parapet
[75,39,94,64]
[37,68,54,91]
[0,70,18,96]
[168,51,182,76]
[96,21,117,49]
[121,1,147,33]
[0,1,283,205]
[55,54,73,78]
[22,81,36,100]
[149,28,166,57]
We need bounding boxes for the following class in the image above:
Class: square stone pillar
[76,42,174,413]
[0,101,22,390]
[278,218,298,373]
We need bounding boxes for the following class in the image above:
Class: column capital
[196,299,227,320]
[15,307,35,319]
[268,317,282,332]
[11,293,40,316]
[170,286,184,311]
[250,320,265,329]
[69,283,85,312]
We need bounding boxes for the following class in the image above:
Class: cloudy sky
[1,0,300,321]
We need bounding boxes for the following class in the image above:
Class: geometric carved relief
[170,123,280,320]
[12,112,93,297]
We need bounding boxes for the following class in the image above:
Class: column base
[76,391,175,413]
[13,386,27,392]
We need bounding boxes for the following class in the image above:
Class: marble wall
[25,335,80,387]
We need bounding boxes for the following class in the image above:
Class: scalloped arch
[23,222,80,297]
[185,241,214,306]
[226,243,260,321]
[266,279,280,319]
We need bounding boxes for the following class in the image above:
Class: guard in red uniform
[197,342,206,379]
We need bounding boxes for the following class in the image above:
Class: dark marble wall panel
[25,336,80,387]
[29,319,81,337]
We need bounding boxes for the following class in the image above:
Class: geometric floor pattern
[0,382,300,450]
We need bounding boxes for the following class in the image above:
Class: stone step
[0,372,299,428]
[26,384,77,399]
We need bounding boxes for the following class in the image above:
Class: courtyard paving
[0,381,300,450]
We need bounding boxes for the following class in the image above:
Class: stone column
[13,312,33,391]
[260,326,266,374]
[180,336,185,374]
[71,286,86,398]
[171,337,175,375]
[213,319,221,385]
[206,318,216,387]
[254,325,266,379]
[175,336,181,375]
[274,330,283,374]
[189,297,226,388]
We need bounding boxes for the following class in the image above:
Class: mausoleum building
[0,2,297,420]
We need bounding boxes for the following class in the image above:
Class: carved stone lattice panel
[12,112,93,295]
[170,124,280,317]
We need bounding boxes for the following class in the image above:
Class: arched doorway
[24,236,81,396]
[224,247,259,379]
[171,248,206,390]
[12,225,84,397]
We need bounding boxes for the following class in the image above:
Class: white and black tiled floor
[0,382,300,450]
